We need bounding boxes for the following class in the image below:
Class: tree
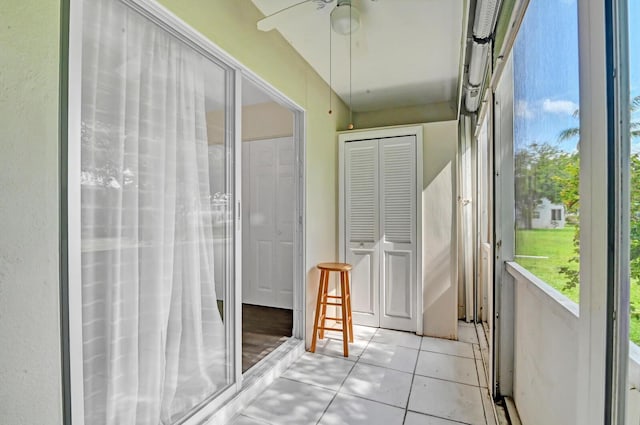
[557,96,640,298]
[514,142,576,229]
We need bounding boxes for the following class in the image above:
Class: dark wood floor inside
[242,304,293,373]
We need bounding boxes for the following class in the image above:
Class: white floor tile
[473,344,482,360]
[421,336,474,359]
[404,411,466,425]
[370,328,422,350]
[359,341,419,373]
[341,362,413,408]
[242,378,335,425]
[476,359,488,388]
[481,388,498,425]
[456,326,479,345]
[312,325,375,360]
[228,415,272,425]
[415,351,479,386]
[408,375,485,425]
[318,393,405,425]
[282,352,354,391]
[350,325,378,341]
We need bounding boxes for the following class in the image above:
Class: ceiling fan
[257,0,377,34]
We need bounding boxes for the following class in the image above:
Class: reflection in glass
[626,2,640,420]
[80,0,233,423]
[512,0,580,301]
[628,0,640,350]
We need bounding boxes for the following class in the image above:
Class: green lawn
[515,225,640,345]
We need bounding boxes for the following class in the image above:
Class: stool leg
[340,271,349,357]
[319,271,329,339]
[310,270,327,353]
[345,271,354,343]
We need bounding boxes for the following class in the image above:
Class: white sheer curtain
[80,0,229,423]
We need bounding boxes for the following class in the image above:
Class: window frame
[61,0,308,423]
[489,0,632,422]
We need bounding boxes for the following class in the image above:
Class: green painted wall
[354,102,457,129]
[157,0,350,345]
[0,0,64,423]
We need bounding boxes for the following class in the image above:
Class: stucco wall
[0,0,63,423]
[421,120,459,339]
[509,264,580,425]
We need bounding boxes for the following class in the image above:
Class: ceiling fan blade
[257,0,317,32]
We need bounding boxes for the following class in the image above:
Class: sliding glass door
[79,0,235,423]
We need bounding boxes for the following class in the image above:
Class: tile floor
[230,322,498,425]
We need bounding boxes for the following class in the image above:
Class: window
[626,0,640,349]
[512,0,580,301]
[79,1,235,423]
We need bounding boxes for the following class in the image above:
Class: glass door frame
[62,0,307,423]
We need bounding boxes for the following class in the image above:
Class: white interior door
[344,136,418,332]
[345,140,380,327]
[379,136,417,332]
[242,137,294,309]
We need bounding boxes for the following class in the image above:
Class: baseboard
[204,338,305,424]
[504,397,523,425]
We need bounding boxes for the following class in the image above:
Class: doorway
[338,126,423,334]
[240,78,296,372]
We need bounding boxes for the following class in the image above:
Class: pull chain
[328,16,333,115]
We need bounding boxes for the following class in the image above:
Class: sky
[513,0,640,154]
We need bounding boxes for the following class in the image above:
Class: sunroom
[1,0,639,424]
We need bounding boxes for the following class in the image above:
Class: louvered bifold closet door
[345,140,381,327]
[379,136,417,331]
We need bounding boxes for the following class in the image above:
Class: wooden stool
[310,262,354,357]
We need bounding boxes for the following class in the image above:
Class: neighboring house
[532,198,565,229]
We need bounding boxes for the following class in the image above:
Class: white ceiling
[250,0,465,112]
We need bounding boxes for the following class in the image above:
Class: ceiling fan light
[330,3,360,35]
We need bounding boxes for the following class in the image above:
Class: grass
[515,225,640,345]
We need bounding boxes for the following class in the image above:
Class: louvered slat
[382,143,414,244]
[348,146,376,242]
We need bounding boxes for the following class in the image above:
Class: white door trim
[339,125,424,336]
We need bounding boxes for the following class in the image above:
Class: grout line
[473,323,497,425]
[330,389,412,411]
[411,371,481,388]
[419,347,476,360]
[402,334,422,424]
[405,409,472,425]
[314,327,377,424]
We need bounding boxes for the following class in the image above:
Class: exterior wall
[421,121,459,339]
[0,0,64,424]
[508,263,580,425]
[530,198,566,229]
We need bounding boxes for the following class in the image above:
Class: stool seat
[310,262,354,357]
[317,262,352,272]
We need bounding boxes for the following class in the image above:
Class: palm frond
[559,127,579,141]
[632,95,640,113]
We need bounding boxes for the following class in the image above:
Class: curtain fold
[80,1,228,423]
